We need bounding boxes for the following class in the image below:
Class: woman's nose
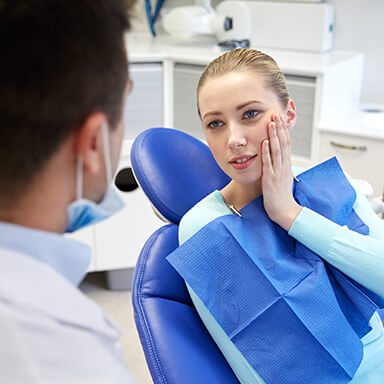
[227,123,246,149]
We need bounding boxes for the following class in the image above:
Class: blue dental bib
[167,157,382,384]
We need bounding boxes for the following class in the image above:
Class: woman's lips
[229,154,257,170]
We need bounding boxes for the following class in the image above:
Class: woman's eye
[207,120,224,129]
[243,110,259,119]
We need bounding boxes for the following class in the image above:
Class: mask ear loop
[101,121,112,186]
[76,156,83,200]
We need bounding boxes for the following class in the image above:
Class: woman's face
[198,71,294,186]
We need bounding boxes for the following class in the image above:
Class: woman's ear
[285,99,297,130]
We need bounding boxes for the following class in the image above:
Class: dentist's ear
[76,112,107,175]
[285,99,297,130]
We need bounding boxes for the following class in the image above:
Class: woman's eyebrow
[202,100,264,120]
[236,100,263,110]
[202,111,222,120]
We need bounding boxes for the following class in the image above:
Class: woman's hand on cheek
[261,114,302,232]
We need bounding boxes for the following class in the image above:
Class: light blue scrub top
[0,221,90,285]
[0,222,135,383]
[179,169,384,384]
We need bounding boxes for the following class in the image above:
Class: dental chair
[130,128,239,384]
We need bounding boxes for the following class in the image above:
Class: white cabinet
[124,62,163,138]
[286,76,316,159]
[173,64,204,139]
[319,131,384,196]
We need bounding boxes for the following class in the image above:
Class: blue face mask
[65,122,124,233]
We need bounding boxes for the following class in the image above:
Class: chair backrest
[131,128,238,383]
[130,127,230,224]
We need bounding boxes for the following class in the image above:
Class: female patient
[177,49,384,383]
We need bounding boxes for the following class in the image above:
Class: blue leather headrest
[131,128,231,224]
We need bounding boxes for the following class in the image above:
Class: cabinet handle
[330,141,367,151]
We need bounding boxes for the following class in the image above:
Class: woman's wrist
[274,201,303,232]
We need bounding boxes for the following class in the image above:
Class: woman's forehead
[198,71,276,112]
[203,71,264,89]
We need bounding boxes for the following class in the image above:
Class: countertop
[319,110,384,140]
[125,33,363,77]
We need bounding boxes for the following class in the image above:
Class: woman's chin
[232,174,262,188]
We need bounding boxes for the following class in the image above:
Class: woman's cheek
[208,142,225,166]
[260,117,270,139]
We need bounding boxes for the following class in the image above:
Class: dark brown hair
[0,0,133,202]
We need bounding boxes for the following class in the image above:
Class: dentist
[0,0,136,382]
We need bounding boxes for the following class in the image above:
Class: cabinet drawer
[124,63,163,140]
[173,64,205,139]
[285,75,316,158]
[319,132,384,196]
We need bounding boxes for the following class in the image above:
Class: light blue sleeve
[289,177,384,299]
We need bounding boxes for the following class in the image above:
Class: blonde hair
[198,48,290,108]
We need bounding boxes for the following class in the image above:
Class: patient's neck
[221,180,262,211]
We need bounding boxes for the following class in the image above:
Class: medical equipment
[163,1,334,52]
[162,1,251,44]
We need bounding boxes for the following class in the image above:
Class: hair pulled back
[198,48,290,107]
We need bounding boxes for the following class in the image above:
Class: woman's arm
[289,181,384,299]
[261,114,384,299]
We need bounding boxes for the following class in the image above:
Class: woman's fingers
[268,119,282,169]
[266,113,293,174]
[261,139,273,176]
[274,114,291,169]
[262,114,301,231]
[281,114,291,161]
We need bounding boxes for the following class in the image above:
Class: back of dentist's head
[0,0,131,207]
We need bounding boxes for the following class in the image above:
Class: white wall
[130,0,384,106]
[326,0,384,106]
